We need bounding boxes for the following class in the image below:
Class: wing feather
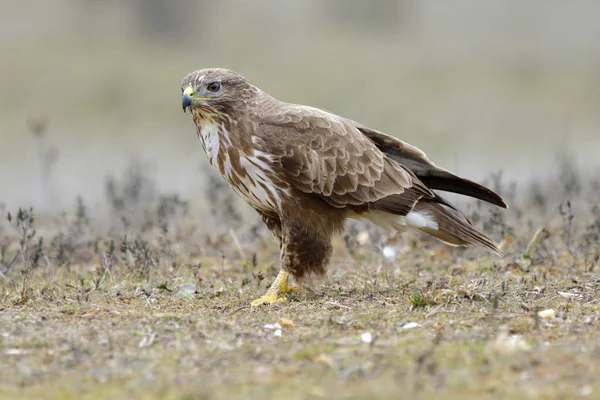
[352,123,507,208]
[257,104,433,213]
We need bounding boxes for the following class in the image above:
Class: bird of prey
[181,68,506,306]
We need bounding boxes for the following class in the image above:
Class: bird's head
[181,68,256,116]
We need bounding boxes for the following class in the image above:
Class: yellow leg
[251,270,290,307]
[280,275,298,294]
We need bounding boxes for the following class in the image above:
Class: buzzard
[181,68,506,306]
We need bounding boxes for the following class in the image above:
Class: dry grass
[1,163,599,400]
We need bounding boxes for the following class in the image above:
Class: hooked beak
[182,86,194,112]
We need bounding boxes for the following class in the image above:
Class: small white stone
[179,283,196,294]
[488,332,531,354]
[382,246,396,259]
[356,231,370,245]
[557,291,579,299]
[4,349,28,355]
[580,385,592,397]
[273,329,282,337]
[263,323,282,330]
[401,322,422,330]
[538,309,556,319]
[360,332,372,343]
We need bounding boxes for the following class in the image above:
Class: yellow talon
[251,270,290,307]
[281,282,298,294]
[250,293,286,307]
[280,273,299,294]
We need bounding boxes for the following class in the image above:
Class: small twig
[229,228,246,261]
[325,301,352,310]
[0,269,11,284]
[229,303,250,315]
[2,250,22,271]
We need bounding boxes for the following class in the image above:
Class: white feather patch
[405,211,438,229]
[362,210,438,231]
[235,151,284,211]
[199,121,222,167]
[197,123,285,213]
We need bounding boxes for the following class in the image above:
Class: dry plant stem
[524,227,550,258]
[229,228,246,260]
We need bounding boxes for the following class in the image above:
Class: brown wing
[351,123,507,208]
[256,104,433,215]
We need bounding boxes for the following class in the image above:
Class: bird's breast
[230,151,286,213]
[197,120,223,169]
[196,120,286,213]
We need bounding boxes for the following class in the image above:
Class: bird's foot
[280,281,299,294]
[251,269,290,307]
[250,293,287,307]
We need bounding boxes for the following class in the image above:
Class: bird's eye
[207,82,221,92]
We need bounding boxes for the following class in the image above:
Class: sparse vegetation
[2,2,599,398]
[0,158,598,400]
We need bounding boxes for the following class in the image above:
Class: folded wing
[352,123,507,208]
[258,104,434,216]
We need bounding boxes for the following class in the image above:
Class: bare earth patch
[0,166,599,399]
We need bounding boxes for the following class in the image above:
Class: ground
[0,167,598,399]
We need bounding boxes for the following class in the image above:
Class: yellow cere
[183,85,211,104]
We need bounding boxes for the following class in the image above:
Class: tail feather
[417,173,507,209]
[414,200,502,255]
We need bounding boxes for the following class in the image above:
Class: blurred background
[1,0,599,212]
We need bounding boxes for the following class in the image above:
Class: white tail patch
[362,210,439,231]
[405,211,438,229]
